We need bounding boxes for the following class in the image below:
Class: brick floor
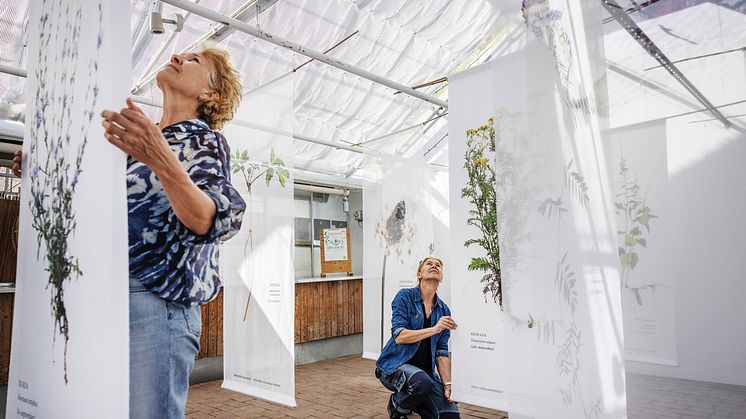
[187,355,746,418]
[625,373,746,419]
[186,354,508,418]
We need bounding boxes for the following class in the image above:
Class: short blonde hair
[416,257,444,285]
[198,48,242,130]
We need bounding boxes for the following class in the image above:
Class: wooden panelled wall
[0,199,18,384]
[295,279,362,343]
[197,278,363,359]
[0,195,362,380]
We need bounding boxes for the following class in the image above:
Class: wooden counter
[197,277,363,359]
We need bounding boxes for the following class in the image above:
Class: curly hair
[197,48,242,130]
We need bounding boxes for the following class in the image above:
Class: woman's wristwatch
[444,381,452,387]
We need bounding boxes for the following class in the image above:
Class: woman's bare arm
[101,98,216,235]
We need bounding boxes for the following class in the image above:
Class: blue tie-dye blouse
[127,119,246,307]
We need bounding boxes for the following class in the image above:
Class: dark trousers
[376,364,460,419]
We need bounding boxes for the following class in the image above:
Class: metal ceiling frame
[601,0,731,128]
[159,0,448,109]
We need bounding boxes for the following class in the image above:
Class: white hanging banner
[7,0,130,417]
[221,74,296,407]
[362,161,437,360]
[499,1,627,418]
[447,57,509,413]
[449,1,628,415]
[608,122,678,366]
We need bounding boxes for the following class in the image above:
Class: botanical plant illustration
[615,157,662,305]
[522,0,596,121]
[230,147,288,321]
[374,199,414,348]
[462,117,503,308]
[27,0,103,384]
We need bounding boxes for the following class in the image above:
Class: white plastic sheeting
[1,0,506,179]
[127,0,504,179]
[7,0,130,417]
[221,74,296,406]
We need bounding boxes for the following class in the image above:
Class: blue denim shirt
[376,287,451,378]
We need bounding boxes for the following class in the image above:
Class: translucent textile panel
[448,59,510,413]
[449,1,627,416]
[607,122,678,366]
[602,1,746,381]
[502,1,626,417]
[221,74,296,407]
[7,1,131,417]
[362,160,439,360]
[603,1,746,373]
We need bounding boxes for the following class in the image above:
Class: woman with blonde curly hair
[102,47,244,417]
[98,47,245,417]
[14,47,246,417]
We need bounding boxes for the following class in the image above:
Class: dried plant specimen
[463,117,503,308]
[615,157,662,305]
[27,0,103,384]
[375,199,414,348]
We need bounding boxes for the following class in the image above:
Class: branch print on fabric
[27,0,103,384]
[230,148,288,322]
[537,156,601,417]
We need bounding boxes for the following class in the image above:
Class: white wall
[293,190,363,278]
[624,116,746,386]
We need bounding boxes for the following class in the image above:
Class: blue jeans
[130,277,201,418]
[376,364,460,419]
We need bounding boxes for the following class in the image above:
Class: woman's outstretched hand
[101,98,173,173]
[433,316,458,333]
[11,150,22,177]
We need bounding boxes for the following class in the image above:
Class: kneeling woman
[375,257,460,419]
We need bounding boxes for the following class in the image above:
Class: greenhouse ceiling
[1,0,744,184]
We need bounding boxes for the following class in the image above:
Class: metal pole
[601,0,730,128]
[159,0,448,109]
[230,118,448,171]
[0,64,26,78]
[352,112,447,147]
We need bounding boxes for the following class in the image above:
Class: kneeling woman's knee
[408,371,434,395]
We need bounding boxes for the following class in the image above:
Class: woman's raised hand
[101,98,173,173]
[434,316,458,333]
